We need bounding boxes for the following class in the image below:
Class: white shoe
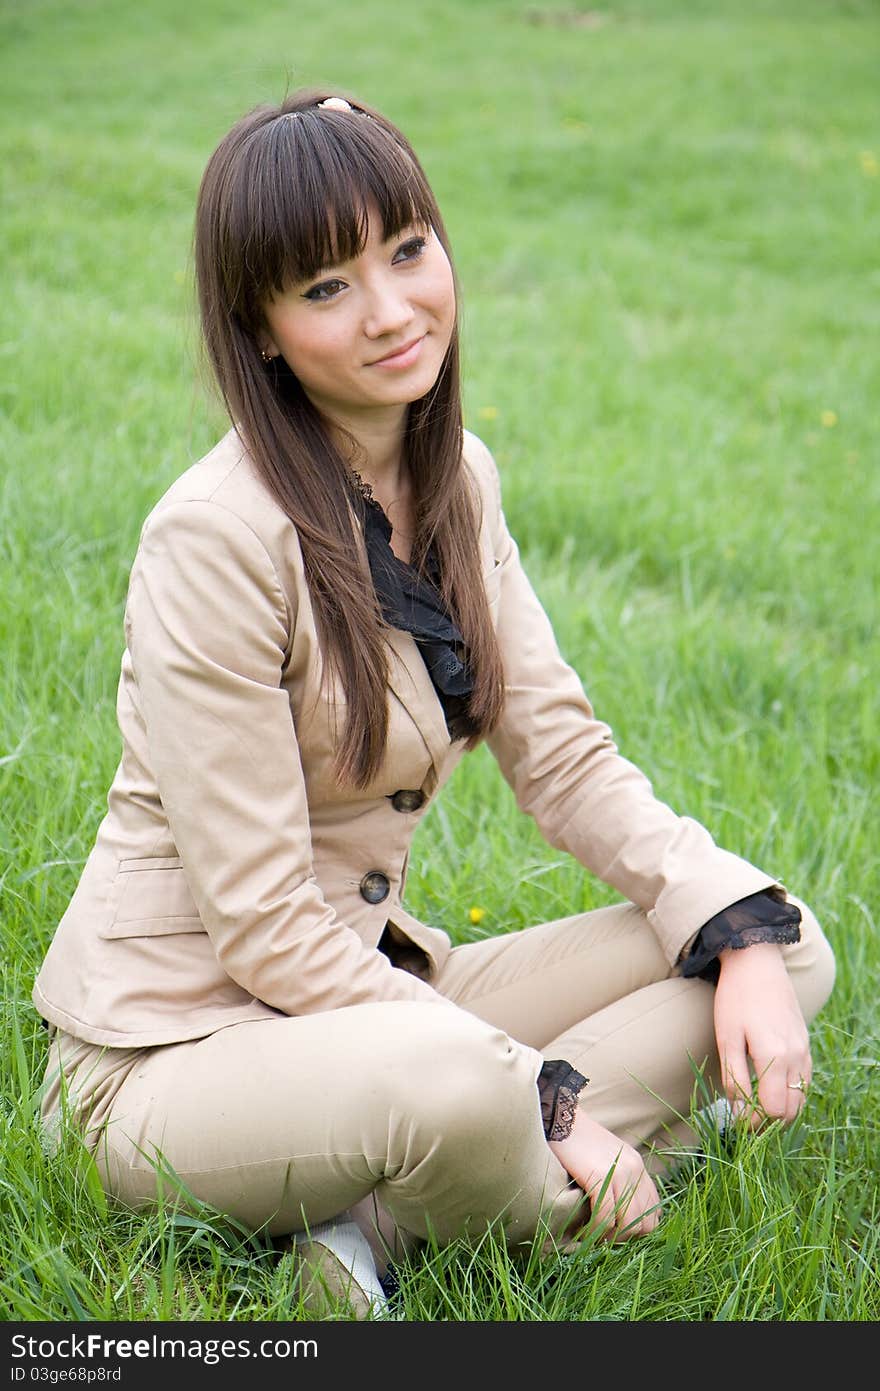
[698,1096,735,1136]
[293,1215,390,1320]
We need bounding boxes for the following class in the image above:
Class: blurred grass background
[1,0,878,1321]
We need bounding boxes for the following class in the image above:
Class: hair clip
[317,97,354,112]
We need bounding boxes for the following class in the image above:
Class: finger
[755,1050,812,1124]
[616,1181,663,1240]
[610,1171,661,1242]
[784,1078,807,1122]
[640,1175,663,1232]
[607,1183,639,1242]
[628,1170,662,1229]
[783,1061,812,1121]
[594,1174,642,1242]
[795,1047,814,1104]
[753,1053,796,1123]
[719,1037,754,1122]
[590,1195,619,1243]
[584,1172,619,1243]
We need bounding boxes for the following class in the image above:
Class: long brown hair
[194,88,505,786]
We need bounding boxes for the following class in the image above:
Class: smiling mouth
[369,335,426,367]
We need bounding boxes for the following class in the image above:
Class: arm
[549,1107,662,1242]
[681,888,802,984]
[468,436,780,968]
[126,499,445,1016]
[469,438,812,1130]
[685,890,811,1125]
[538,1062,660,1241]
[714,942,812,1126]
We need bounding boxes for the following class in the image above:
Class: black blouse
[358,485,802,1140]
[359,483,477,742]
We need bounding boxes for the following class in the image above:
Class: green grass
[2,0,878,1322]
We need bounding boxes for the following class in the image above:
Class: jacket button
[390,788,425,813]
[359,871,390,904]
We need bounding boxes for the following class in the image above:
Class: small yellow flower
[478,406,499,421]
[820,410,838,428]
[468,906,486,925]
[860,150,878,177]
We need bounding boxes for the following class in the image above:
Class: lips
[369,334,425,367]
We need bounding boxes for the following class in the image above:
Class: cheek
[273,316,349,379]
[428,261,457,331]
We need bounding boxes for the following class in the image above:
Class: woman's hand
[549,1109,661,1242]
[714,942,812,1128]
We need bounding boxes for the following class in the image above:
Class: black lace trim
[682,888,802,984]
[537,1060,589,1141]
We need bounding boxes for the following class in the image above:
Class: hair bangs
[238,111,437,314]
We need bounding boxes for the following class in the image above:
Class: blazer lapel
[384,626,454,781]
[346,496,455,781]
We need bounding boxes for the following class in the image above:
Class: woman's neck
[329,406,408,501]
[325,407,415,560]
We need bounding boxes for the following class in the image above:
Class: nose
[362,273,415,341]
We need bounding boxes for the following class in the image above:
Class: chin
[407,359,447,402]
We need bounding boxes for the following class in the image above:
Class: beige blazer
[33,429,778,1048]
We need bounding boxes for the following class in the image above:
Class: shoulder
[136,428,304,580]
[462,427,500,486]
[462,428,503,519]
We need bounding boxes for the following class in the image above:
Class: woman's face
[260,211,456,429]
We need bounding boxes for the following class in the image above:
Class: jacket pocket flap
[111,862,201,929]
[102,915,206,939]
[118,855,183,872]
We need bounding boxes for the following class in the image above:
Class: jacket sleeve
[470,438,781,968]
[125,498,445,1015]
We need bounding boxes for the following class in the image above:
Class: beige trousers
[40,896,835,1255]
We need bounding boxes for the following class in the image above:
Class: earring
[260,347,273,364]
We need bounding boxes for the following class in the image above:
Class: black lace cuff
[682,888,802,985]
[537,1060,589,1141]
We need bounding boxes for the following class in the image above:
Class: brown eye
[392,236,426,264]
[302,278,346,302]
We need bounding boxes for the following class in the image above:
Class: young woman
[33,90,836,1318]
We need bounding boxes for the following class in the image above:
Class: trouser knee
[376,1008,556,1244]
[784,894,836,1022]
[397,1007,541,1150]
